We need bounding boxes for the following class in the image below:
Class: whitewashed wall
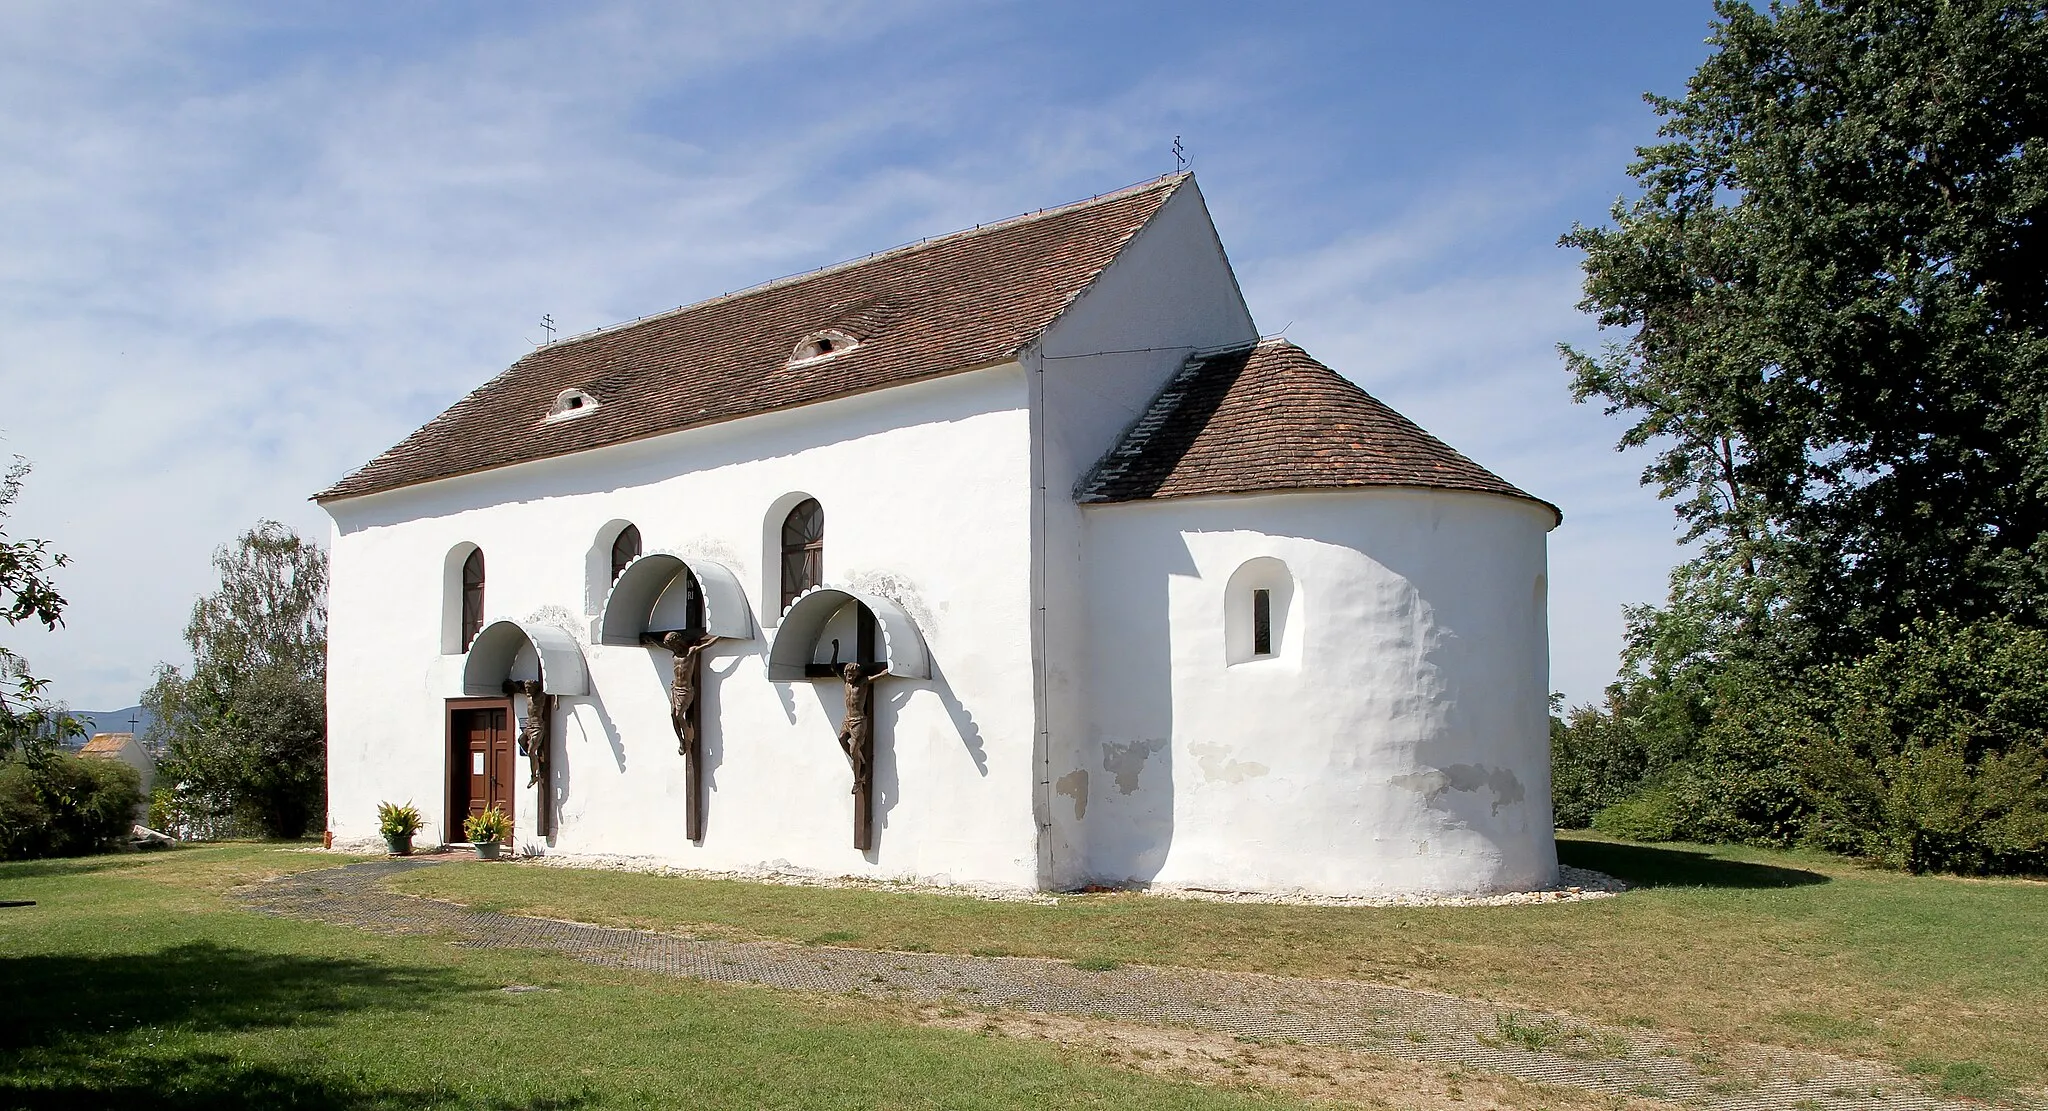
[1066,488,1559,896]
[324,364,1042,888]
[1027,178,1260,884]
[323,178,1561,897]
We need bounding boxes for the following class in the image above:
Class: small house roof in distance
[1077,339,1559,524]
[317,174,1193,501]
[80,732,135,755]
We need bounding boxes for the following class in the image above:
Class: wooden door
[448,701,514,842]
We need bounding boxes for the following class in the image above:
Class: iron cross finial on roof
[540,314,557,345]
[1173,136,1186,171]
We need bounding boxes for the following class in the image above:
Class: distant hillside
[66,705,157,745]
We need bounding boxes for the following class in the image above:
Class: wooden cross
[503,680,555,839]
[836,662,888,850]
[642,630,716,843]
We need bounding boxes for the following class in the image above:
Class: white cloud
[1,2,1684,710]
[1,2,986,707]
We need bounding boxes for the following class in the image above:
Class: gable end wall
[1026,179,1259,887]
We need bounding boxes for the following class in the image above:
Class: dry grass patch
[888,1003,1664,1111]
[0,841,377,896]
[0,845,1325,1110]
[385,835,2047,1096]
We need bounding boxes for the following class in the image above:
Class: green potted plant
[377,801,423,856]
[463,806,512,859]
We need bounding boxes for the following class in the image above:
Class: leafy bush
[1662,678,1808,846]
[1591,785,1680,842]
[1557,654,1805,845]
[1795,618,2048,874]
[1569,616,2048,875]
[1550,703,1654,828]
[0,754,143,860]
[148,780,239,841]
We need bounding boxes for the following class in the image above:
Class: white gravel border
[1151,865,1626,907]
[429,851,1628,908]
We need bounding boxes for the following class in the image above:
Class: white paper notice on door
[472,752,486,775]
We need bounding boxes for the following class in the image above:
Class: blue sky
[1,1,1721,710]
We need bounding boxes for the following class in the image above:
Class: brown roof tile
[1077,340,1559,522]
[318,175,1190,501]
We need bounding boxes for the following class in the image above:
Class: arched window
[610,523,641,583]
[780,498,824,611]
[1252,588,1273,656]
[679,565,705,636]
[1225,557,1293,666]
[460,549,486,651]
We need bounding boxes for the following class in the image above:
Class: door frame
[445,696,515,844]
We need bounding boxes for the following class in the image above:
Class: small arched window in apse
[460,548,486,651]
[610,523,641,583]
[780,498,824,611]
[1252,588,1273,656]
[1225,556,1294,666]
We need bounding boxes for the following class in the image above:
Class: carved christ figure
[640,631,715,758]
[505,679,552,790]
[836,662,888,794]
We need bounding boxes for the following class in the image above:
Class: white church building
[319,173,1562,897]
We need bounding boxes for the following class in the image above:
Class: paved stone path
[236,860,1970,1111]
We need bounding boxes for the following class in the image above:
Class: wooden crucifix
[503,679,555,839]
[640,630,718,843]
[836,661,889,850]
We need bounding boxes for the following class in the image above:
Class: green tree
[146,521,327,838]
[0,456,79,759]
[1556,2,2048,872]
[1564,0,2048,663]
[0,755,141,860]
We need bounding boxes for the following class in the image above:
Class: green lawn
[0,845,1315,1110]
[7,839,2042,1108]
[386,833,2048,1099]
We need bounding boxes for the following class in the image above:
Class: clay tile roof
[80,733,133,754]
[1077,339,1559,522]
[318,174,1191,501]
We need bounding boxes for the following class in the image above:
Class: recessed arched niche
[460,619,590,697]
[598,552,754,647]
[1224,556,1295,666]
[767,586,930,681]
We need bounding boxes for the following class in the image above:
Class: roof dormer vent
[787,329,860,368]
[547,388,600,422]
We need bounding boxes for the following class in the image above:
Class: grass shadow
[4,1057,593,1111]
[0,853,157,880]
[0,937,465,1045]
[0,940,463,1048]
[1559,838,1830,889]
[0,940,509,1108]
[5,1052,593,1110]
[0,841,322,883]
